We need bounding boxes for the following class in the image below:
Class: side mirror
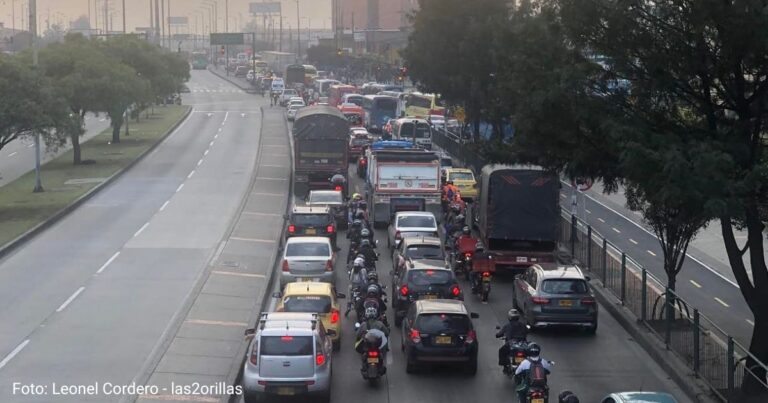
[495,325,501,330]
[326,329,337,337]
[244,328,256,341]
[336,292,346,299]
[584,275,591,282]
[354,322,361,330]
[470,312,480,319]
[271,291,282,299]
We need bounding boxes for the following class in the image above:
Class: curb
[207,66,256,93]
[590,280,720,403]
[223,106,294,403]
[0,106,192,262]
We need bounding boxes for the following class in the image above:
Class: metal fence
[561,211,768,402]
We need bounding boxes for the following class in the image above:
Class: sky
[0,0,333,33]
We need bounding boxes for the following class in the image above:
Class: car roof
[402,236,442,247]
[407,261,450,271]
[415,299,468,315]
[395,211,435,218]
[534,264,586,280]
[309,190,342,197]
[292,205,330,214]
[445,168,473,174]
[396,118,429,124]
[259,312,318,333]
[284,281,333,296]
[285,236,332,244]
[613,392,678,403]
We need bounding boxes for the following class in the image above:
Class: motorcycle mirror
[495,325,501,330]
[355,322,361,330]
[470,312,480,319]
[244,328,256,341]
[271,291,282,299]
[584,275,591,282]
[336,292,347,299]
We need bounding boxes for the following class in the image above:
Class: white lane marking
[597,218,606,223]
[56,287,85,312]
[8,152,17,157]
[204,149,209,156]
[690,280,702,289]
[241,113,246,118]
[260,164,287,168]
[566,181,740,288]
[714,297,730,308]
[629,239,638,245]
[585,209,591,214]
[0,340,30,370]
[197,159,203,166]
[212,270,266,278]
[256,177,288,181]
[612,227,621,234]
[747,319,755,326]
[214,134,219,139]
[187,170,195,179]
[209,141,214,147]
[176,183,185,192]
[229,237,277,243]
[185,319,247,327]
[27,144,34,148]
[97,252,121,274]
[134,222,150,237]
[222,111,229,123]
[647,250,657,257]
[218,127,222,132]
[159,200,170,211]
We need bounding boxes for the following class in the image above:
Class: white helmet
[353,257,365,268]
[508,308,520,322]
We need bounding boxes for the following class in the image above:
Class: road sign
[210,33,244,45]
[249,2,281,14]
[572,177,593,192]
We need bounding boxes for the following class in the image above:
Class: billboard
[250,2,281,14]
[168,16,189,25]
[210,33,245,45]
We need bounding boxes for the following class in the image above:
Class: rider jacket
[359,245,378,267]
[496,320,528,341]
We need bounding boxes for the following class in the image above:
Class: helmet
[352,193,362,200]
[361,239,371,248]
[527,343,541,358]
[354,257,365,268]
[462,226,471,235]
[558,391,580,403]
[456,214,465,222]
[446,180,454,185]
[352,219,363,228]
[364,306,378,320]
[367,271,379,283]
[507,308,520,322]
[366,284,380,298]
[361,228,370,238]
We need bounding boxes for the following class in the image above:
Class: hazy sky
[0,0,332,33]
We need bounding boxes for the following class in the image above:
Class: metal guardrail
[434,127,767,401]
[561,212,768,402]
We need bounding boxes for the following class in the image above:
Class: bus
[191,51,208,70]
[253,60,269,74]
[328,85,358,107]
[303,64,318,86]
[405,92,446,118]
[285,64,306,87]
[362,95,399,133]
[380,90,407,118]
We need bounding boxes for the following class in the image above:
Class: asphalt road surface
[0,70,264,402]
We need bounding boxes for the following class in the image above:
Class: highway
[0,70,266,402]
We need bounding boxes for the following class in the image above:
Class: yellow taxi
[275,282,344,350]
[445,168,478,200]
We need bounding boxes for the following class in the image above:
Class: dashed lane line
[8,152,17,157]
[176,183,185,192]
[56,287,85,312]
[187,170,195,179]
[690,280,702,289]
[212,270,266,279]
[197,159,203,166]
[597,218,606,223]
[585,209,591,214]
[629,239,638,245]
[134,222,150,237]
[612,227,621,234]
[0,340,30,370]
[159,200,170,211]
[715,297,730,308]
[647,250,657,257]
[96,252,121,274]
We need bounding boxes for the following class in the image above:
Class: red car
[348,133,371,163]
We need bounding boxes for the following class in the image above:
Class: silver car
[281,237,336,288]
[307,190,347,228]
[242,312,333,403]
[387,211,439,250]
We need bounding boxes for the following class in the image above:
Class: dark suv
[392,261,462,327]
[401,299,479,375]
[286,206,337,248]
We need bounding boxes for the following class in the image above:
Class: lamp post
[29,0,42,192]
[296,0,301,59]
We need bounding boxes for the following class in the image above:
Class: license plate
[421,294,438,300]
[532,399,544,403]
[277,387,295,396]
[482,276,491,282]
[559,299,573,307]
[516,256,528,263]
[435,336,452,345]
[514,356,524,364]
[367,357,379,364]
[305,228,317,235]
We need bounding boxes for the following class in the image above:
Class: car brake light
[451,285,461,297]
[281,336,294,341]
[316,353,326,366]
[330,309,339,324]
[532,296,550,305]
[257,381,267,386]
[361,159,366,165]
[326,225,335,233]
[334,185,342,191]
[368,350,379,358]
[395,230,401,239]
[531,391,544,398]
[282,259,290,272]
[325,259,334,271]
[400,285,409,296]
[409,329,421,343]
[425,270,435,276]
[288,224,295,234]
[249,350,258,365]
[466,329,476,344]
[581,297,596,305]
[482,271,491,278]
[515,350,525,357]
[464,252,473,259]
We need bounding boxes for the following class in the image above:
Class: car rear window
[398,216,436,228]
[415,314,471,334]
[260,336,313,356]
[351,138,370,146]
[449,172,474,181]
[407,269,453,286]
[283,295,332,313]
[285,242,330,257]
[541,279,589,294]
[292,214,330,226]
[406,245,444,260]
[309,193,342,204]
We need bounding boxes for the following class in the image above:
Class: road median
[0,105,191,258]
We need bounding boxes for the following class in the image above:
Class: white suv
[387,211,439,250]
[242,312,334,403]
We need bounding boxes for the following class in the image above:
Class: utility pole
[122,0,126,33]
[166,0,171,49]
[30,0,42,192]
[225,0,228,32]
[103,0,108,34]
[154,0,160,44]
[296,0,300,59]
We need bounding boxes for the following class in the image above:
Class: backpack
[527,360,548,387]
[447,187,455,200]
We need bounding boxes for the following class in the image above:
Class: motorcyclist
[515,343,553,403]
[330,172,346,192]
[356,284,387,323]
[346,257,369,317]
[348,193,363,223]
[355,307,390,362]
[445,214,465,246]
[359,239,378,268]
[347,219,364,244]
[360,227,375,248]
[497,309,529,375]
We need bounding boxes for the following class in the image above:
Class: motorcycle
[354,327,388,384]
[516,360,555,403]
[356,297,389,327]
[470,269,492,302]
[506,339,530,373]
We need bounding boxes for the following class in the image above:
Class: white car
[280,89,299,106]
[279,237,336,288]
[286,103,304,121]
[387,211,439,250]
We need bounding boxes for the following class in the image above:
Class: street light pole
[296,0,300,59]
[122,0,126,33]
[30,0,42,192]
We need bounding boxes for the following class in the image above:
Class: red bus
[328,85,358,107]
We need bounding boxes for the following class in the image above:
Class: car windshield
[541,279,589,294]
[351,138,370,146]
[282,295,332,313]
[416,314,471,334]
[284,90,297,95]
[291,214,329,226]
[399,122,431,138]
[449,172,474,181]
[310,193,342,204]
[285,242,330,257]
[406,245,444,260]
[407,269,453,286]
[260,336,313,356]
[398,215,436,228]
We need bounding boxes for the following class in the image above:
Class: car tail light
[409,329,421,343]
[360,159,367,165]
[532,296,550,305]
[367,350,379,358]
[330,309,340,324]
[316,353,326,366]
[282,259,290,272]
[464,252,473,259]
[304,380,315,385]
[581,297,596,305]
[249,349,258,365]
[400,285,409,296]
[531,391,544,398]
[451,285,461,297]
[334,185,342,191]
[326,225,335,234]
[257,381,267,386]
[395,230,401,240]
[515,350,525,357]
[281,336,294,341]
[288,224,295,234]
[466,329,476,344]
[482,271,491,278]
[325,259,334,271]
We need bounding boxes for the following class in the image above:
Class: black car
[286,205,337,247]
[401,299,479,375]
[392,262,463,327]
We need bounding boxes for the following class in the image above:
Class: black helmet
[507,308,520,322]
[352,219,362,227]
[361,228,370,238]
[367,271,379,282]
[527,343,541,358]
[558,391,579,403]
[462,226,471,235]
[364,306,378,320]
[366,284,379,297]
[361,239,371,247]
[456,214,465,222]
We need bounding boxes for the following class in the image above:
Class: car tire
[394,312,403,327]
[333,339,341,351]
[317,389,331,403]
[243,392,264,403]
[465,355,478,376]
[405,356,417,374]
[586,321,598,335]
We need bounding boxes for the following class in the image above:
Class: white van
[392,118,433,150]
[271,78,285,95]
